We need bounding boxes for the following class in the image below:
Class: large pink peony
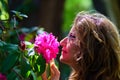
[34,32,59,63]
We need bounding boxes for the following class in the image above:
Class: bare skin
[41,60,60,80]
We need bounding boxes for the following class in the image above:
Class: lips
[62,49,67,54]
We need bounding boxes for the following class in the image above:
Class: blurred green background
[0,0,120,80]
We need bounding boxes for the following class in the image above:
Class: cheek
[67,42,80,54]
[61,44,80,65]
[60,43,75,63]
[60,40,80,64]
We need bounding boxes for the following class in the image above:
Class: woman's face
[60,25,81,66]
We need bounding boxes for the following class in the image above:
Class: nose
[60,37,67,47]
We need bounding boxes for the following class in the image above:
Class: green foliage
[11,10,28,20]
[0,9,48,80]
[34,55,46,75]
[20,57,31,78]
[62,0,93,36]
[14,0,38,14]
[0,37,46,80]
[1,49,20,73]
[0,0,9,20]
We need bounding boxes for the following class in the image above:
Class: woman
[42,11,120,80]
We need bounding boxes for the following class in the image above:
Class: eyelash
[68,34,76,40]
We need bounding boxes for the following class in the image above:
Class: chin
[59,55,70,65]
[60,55,65,63]
[59,55,64,62]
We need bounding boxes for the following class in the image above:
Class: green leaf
[0,0,9,20]
[0,41,15,54]
[1,52,19,73]
[34,55,46,75]
[19,14,28,18]
[24,34,34,41]
[0,41,6,47]
[37,55,46,75]
[4,43,18,51]
[11,10,28,20]
[31,70,37,80]
[7,70,18,80]
[33,64,37,72]
[21,58,31,78]
[37,76,42,80]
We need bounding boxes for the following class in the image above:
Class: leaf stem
[13,15,21,41]
[12,68,24,80]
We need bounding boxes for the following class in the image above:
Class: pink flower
[0,73,7,80]
[19,41,26,51]
[19,34,26,41]
[34,32,59,63]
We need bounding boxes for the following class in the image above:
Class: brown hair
[69,11,120,80]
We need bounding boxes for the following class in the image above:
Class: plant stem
[12,68,24,80]
[13,15,21,41]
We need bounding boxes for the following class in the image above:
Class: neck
[70,62,80,73]
[69,66,80,80]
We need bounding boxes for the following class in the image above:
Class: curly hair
[69,11,120,80]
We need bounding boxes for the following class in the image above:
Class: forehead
[69,25,77,33]
[69,24,80,36]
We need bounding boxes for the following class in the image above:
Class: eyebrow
[68,32,72,36]
[68,33,76,38]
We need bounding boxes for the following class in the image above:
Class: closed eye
[68,34,76,39]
